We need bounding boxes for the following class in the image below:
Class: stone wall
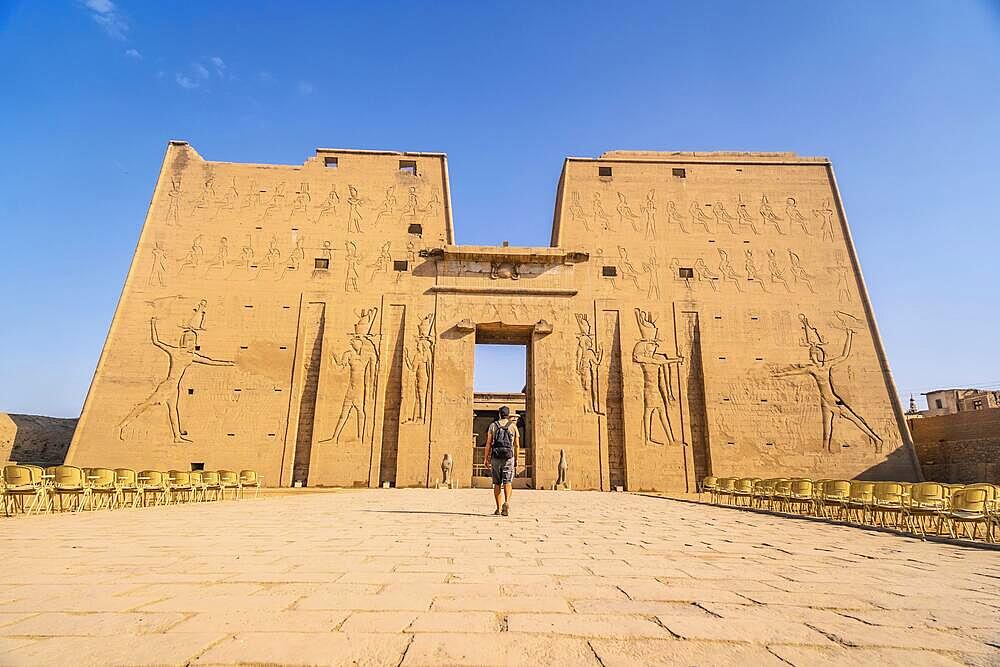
[909,409,1000,484]
[0,413,77,467]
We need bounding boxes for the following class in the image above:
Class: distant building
[921,389,1000,417]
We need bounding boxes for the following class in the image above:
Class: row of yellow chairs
[701,476,999,543]
[2,465,262,516]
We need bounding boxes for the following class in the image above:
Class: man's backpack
[491,420,515,459]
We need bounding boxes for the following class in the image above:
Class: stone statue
[556,449,569,489]
[441,453,453,488]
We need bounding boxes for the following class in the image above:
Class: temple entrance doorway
[471,324,534,489]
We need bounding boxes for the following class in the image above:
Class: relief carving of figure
[262,182,286,220]
[177,235,205,274]
[190,172,216,217]
[321,308,379,444]
[345,241,361,293]
[830,259,853,303]
[617,192,641,232]
[147,242,168,287]
[641,189,657,240]
[592,192,612,231]
[785,197,811,235]
[771,313,882,452]
[281,237,305,278]
[118,315,234,443]
[813,199,837,242]
[556,449,569,488]
[717,248,743,292]
[693,257,719,291]
[759,194,786,235]
[788,250,817,293]
[568,191,592,232]
[737,195,760,235]
[254,236,281,279]
[315,185,340,224]
[642,249,662,300]
[373,185,396,226]
[632,309,683,445]
[490,261,520,280]
[165,177,181,224]
[368,241,392,281]
[574,314,605,415]
[441,453,453,487]
[346,185,364,232]
[744,249,768,293]
[220,177,239,211]
[767,249,792,292]
[617,247,641,290]
[665,200,689,233]
[289,182,311,218]
[688,200,714,233]
[205,236,229,273]
[240,178,260,211]
[713,201,739,234]
[404,313,435,424]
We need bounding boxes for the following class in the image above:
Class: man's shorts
[491,456,515,485]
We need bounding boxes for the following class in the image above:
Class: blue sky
[1,1,999,416]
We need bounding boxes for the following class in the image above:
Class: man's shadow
[362,509,487,518]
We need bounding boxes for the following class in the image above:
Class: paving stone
[1,632,225,666]
[165,609,350,633]
[408,611,499,633]
[0,611,186,636]
[194,632,410,666]
[804,618,995,653]
[339,611,419,633]
[402,632,600,666]
[507,612,670,638]
[590,638,787,666]
[767,644,971,666]
[432,595,571,612]
[658,616,836,645]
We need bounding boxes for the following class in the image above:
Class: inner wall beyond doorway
[473,337,532,487]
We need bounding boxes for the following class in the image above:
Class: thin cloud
[210,56,226,77]
[175,74,198,90]
[125,48,142,60]
[80,0,128,40]
[259,70,276,84]
[297,81,315,95]
[192,62,210,79]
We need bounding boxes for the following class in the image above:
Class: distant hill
[1,413,77,467]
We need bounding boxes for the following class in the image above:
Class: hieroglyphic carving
[220,177,239,212]
[205,236,229,273]
[617,193,641,232]
[240,178,260,211]
[767,249,792,292]
[688,201,713,233]
[772,313,882,452]
[788,250,817,293]
[262,182,286,221]
[147,242,168,287]
[744,249,768,293]
[490,261,520,280]
[314,185,340,224]
[717,249,743,292]
[190,170,215,217]
[320,308,379,444]
[785,197,811,236]
[693,257,719,291]
[404,313,435,424]
[312,240,333,279]
[346,185,364,233]
[830,254,853,304]
[574,314,604,415]
[254,236,281,279]
[345,241,361,292]
[118,313,234,443]
[759,195,785,235]
[814,200,836,242]
[632,309,683,445]
[281,237,305,278]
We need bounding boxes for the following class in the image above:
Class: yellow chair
[811,480,829,516]
[87,468,119,510]
[202,471,224,501]
[700,476,718,502]
[48,465,91,512]
[962,484,998,542]
[2,465,49,516]
[772,479,793,511]
[787,479,814,514]
[819,480,852,520]
[114,469,141,508]
[904,481,947,537]
[750,479,772,509]
[714,477,736,505]
[846,481,875,524]
[139,470,170,506]
[871,481,906,529]
[732,478,757,508]
[189,471,206,502]
[239,470,262,499]
[219,470,240,500]
[167,470,194,503]
[942,488,990,541]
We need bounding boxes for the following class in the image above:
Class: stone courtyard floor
[0,489,998,666]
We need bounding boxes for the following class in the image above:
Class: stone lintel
[421,245,589,265]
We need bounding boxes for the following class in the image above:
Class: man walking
[484,405,519,516]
